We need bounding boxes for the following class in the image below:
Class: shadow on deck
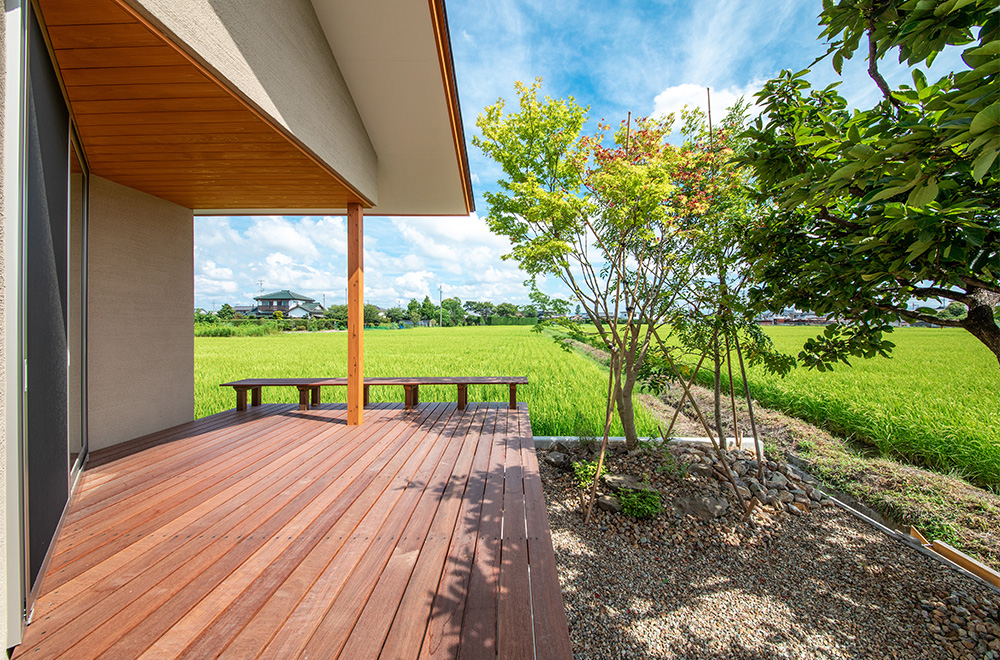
[14,402,572,660]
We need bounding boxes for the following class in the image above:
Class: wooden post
[347,203,364,425]
[457,384,467,411]
[509,383,517,409]
[236,387,248,412]
[251,386,262,407]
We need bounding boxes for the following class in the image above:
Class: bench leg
[404,385,415,411]
[364,384,370,407]
[311,386,321,407]
[413,384,419,407]
[297,386,310,411]
[251,386,262,407]
[509,383,517,410]
[457,384,467,411]
[236,387,248,412]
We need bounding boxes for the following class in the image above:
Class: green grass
[195,326,659,437]
[745,327,1000,491]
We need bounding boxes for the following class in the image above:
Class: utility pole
[438,285,443,327]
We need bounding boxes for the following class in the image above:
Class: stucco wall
[128,0,378,205]
[87,176,194,451]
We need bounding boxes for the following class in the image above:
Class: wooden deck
[14,402,573,659]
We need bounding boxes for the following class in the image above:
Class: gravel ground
[540,444,1000,660]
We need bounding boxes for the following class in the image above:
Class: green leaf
[830,161,865,181]
[972,148,999,181]
[912,69,927,91]
[970,103,1000,135]
[868,183,914,203]
[907,179,938,207]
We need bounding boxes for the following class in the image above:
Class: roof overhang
[36,0,474,216]
[309,0,475,217]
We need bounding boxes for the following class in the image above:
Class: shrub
[572,459,604,490]
[193,322,281,337]
[619,488,661,518]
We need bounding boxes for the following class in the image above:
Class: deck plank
[457,405,505,660]
[338,402,483,657]
[517,404,574,660]
[293,403,472,658]
[12,401,572,660]
[135,404,453,659]
[47,406,394,582]
[19,407,416,658]
[498,406,533,659]
[379,403,490,658]
[416,404,497,660]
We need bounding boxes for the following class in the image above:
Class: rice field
[745,326,1000,491]
[195,324,999,490]
[194,325,659,437]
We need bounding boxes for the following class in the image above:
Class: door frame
[8,0,90,635]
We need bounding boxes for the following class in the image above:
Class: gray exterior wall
[87,176,194,451]
[127,0,378,205]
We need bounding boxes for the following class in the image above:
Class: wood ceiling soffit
[37,0,367,210]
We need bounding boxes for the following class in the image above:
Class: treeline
[194,296,542,332]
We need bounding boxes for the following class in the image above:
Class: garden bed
[538,443,1000,660]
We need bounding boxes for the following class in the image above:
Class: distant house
[231,305,254,317]
[253,290,326,318]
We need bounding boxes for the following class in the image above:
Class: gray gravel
[539,445,1000,660]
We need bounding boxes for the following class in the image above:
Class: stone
[793,494,811,505]
[809,489,824,502]
[602,473,657,493]
[688,464,716,479]
[766,473,789,489]
[627,449,643,458]
[822,498,835,507]
[676,496,730,521]
[733,462,748,477]
[785,503,802,516]
[544,451,570,469]
[778,491,794,503]
[735,485,751,500]
[597,495,622,513]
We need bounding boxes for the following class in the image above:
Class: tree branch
[867,13,902,110]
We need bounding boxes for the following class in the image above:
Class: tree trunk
[616,366,641,449]
[713,334,725,447]
[962,286,1000,368]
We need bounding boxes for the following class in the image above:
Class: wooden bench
[220,376,529,412]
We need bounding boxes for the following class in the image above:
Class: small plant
[657,451,689,479]
[619,487,661,518]
[572,460,603,490]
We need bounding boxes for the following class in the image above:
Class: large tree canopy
[740,0,999,367]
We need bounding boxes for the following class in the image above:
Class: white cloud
[246,217,321,261]
[652,81,764,126]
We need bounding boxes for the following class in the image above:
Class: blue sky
[193,0,963,311]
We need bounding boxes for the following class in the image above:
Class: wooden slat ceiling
[38,0,367,211]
